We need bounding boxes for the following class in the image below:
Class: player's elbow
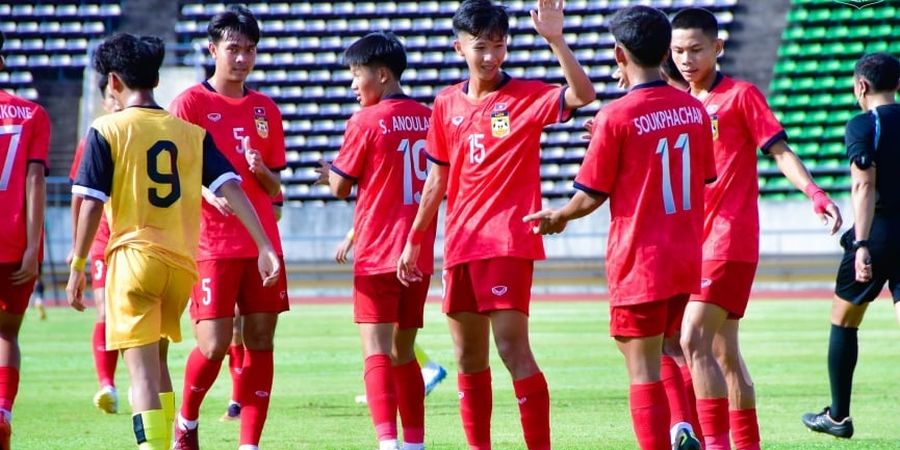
[330,181,352,200]
[573,88,597,108]
[851,179,874,197]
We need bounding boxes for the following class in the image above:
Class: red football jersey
[575,80,716,306]
[170,82,286,260]
[332,95,437,276]
[699,74,786,263]
[70,137,110,260]
[426,76,571,268]
[0,91,50,263]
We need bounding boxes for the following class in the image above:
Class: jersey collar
[462,72,512,95]
[202,80,249,97]
[708,72,725,92]
[382,93,411,100]
[630,79,668,91]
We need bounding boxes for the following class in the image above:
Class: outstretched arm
[524,189,608,235]
[768,140,842,234]
[531,0,595,109]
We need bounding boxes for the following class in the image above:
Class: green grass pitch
[12,298,900,449]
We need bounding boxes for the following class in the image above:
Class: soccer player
[66,33,280,450]
[169,7,288,450]
[397,1,595,448]
[670,8,842,450]
[324,31,436,450]
[69,75,123,414]
[802,53,900,439]
[0,28,50,448]
[526,6,714,449]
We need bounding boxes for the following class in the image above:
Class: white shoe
[93,385,118,414]
[670,422,701,450]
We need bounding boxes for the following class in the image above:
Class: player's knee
[242,331,275,351]
[680,328,712,359]
[495,340,536,374]
[197,339,229,360]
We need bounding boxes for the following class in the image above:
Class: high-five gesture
[531,0,565,42]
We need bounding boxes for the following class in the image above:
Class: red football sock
[730,408,761,450]
[513,372,551,450]
[364,354,398,441]
[0,367,19,412]
[679,364,702,442]
[660,356,689,425]
[180,347,224,421]
[393,359,424,444]
[458,369,492,449]
[92,321,118,388]
[240,349,274,446]
[629,382,670,450]
[697,398,730,450]
[228,344,244,403]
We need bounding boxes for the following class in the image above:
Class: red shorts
[691,260,758,319]
[442,257,534,315]
[91,257,107,290]
[610,294,689,338]
[354,272,430,329]
[189,257,289,321]
[0,263,36,315]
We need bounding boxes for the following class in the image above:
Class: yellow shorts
[105,247,196,350]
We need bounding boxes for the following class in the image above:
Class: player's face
[101,86,122,114]
[350,64,382,107]
[670,29,722,85]
[209,32,257,83]
[455,32,507,83]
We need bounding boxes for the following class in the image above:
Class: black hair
[92,33,165,90]
[661,54,686,85]
[452,0,509,41]
[671,7,719,40]
[208,5,260,44]
[608,6,671,68]
[343,31,407,80]
[855,53,900,93]
[97,73,108,95]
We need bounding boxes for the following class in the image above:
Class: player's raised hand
[257,247,281,287]
[314,160,332,186]
[243,137,265,174]
[397,242,423,287]
[531,0,565,42]
[66,268,86,312]
[523,209,567,235]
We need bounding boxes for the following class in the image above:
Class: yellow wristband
[71,255,87,272]
[345,228,355,241]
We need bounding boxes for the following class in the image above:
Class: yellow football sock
[159,391,175,445]
[414,343,430,366]
[133,409,168,450]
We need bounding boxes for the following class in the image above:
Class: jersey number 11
[657,133,691,215]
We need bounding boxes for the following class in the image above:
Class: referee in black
[803,52,900,439]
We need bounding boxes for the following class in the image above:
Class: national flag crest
[710,114,719,140]
[491,110,510,138]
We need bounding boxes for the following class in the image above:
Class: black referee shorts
[834,218,900,304]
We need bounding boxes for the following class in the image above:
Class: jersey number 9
[147,141,182,208]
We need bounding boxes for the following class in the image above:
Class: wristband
[71,255,87,272]
[803,183,830,214]
[851,239,869,250]
[345,228,355,241]
[408,229,424,245]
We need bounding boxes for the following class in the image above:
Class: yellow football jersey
[72,106,238,275]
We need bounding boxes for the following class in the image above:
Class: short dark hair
[97,73,108,95]
[609,6,671,68]
[671,7,719,40]
[208,5,260,44]
[855,53,900,93]
[92,33,165,90]
[661,54,686,85]
[453,0,509,41]
[343,32,407,80]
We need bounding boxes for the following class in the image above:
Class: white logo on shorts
[701,278,713,288]
[491,286,508,296]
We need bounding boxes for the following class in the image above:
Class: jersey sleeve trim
[330,164,357,182]
[267,164,287,172]
[27,159,49,175]
[208,172,242,194]
[72,185,109,202]
[573,181,608,198]
[759,130,787,155]
[557,86,575,123]
[425,152,449,166]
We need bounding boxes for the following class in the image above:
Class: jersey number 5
[147,141,181,208]
[657,133,691,215]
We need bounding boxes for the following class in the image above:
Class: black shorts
[834,218,900,304]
